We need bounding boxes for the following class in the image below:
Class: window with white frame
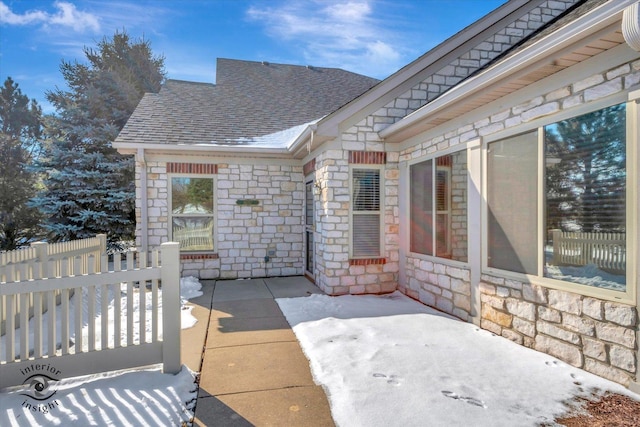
[170,176,215,251]
[351,167,382,258]
[410,152,468,262]
[487,103,628,295]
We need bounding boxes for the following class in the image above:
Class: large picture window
[410,151,468,262]
[486,103,627,293]
[351,167,382,258]
[171,177,215,251]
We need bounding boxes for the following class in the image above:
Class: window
[170,177,215,251]
[410,152,467,262]
[351,167,382,258]
[487,103,627,294]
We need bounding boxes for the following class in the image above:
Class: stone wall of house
[396,57,640,384]
[311,148,399,295]
[135,160,304,279]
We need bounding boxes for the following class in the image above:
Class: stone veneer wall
[311,148,399,295]
[395,58,640,384]
[135,160,304,279]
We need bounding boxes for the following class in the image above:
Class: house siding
[395,56,640,385]
[136,160,304,279]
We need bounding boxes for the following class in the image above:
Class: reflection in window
[171,177,214,251]
[544,103,626,291]
[410,152,467,261]
[486,104,627,292]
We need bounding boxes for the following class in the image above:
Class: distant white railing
[0,235,108,335]
[551,230,626,274]
[0,242,181,388]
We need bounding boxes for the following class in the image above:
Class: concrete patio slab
[193,276,332,426]
[194,386,335,427]
[199,341,316,395]
[265,276,324,298]
[181,279,214,372]
[212,278,272,301]
[212,298,283,319]
[207,316,296,348]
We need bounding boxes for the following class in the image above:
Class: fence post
[32,241,49,279]
[161,242,181,374]
[97,234,107,272]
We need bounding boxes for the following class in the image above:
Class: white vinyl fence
[0,242,181,389]
[0,235,107,335]
[551,230,626,274]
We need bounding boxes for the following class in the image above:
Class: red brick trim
[180,253,219,260]
[303,159,316,176]
[349,258,386,266]
[348,151,386,165]
[167,163,218,174]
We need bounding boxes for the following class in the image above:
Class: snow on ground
[0,277,203,426]
[276,291,639,427]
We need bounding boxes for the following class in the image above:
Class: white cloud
[246,0,408,78]
[0,1,100,32]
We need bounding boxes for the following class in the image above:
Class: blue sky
[1,0,505,114]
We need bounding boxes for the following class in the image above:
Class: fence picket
[61,288,70,355]
[0,239,181,388]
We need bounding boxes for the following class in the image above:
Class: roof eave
[379,0,633,143]
[311,0,541,140]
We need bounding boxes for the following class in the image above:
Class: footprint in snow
[442,391,487,408]
[373,373,401,385]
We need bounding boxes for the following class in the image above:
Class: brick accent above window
[349,151,386,165]
[180,253,219,260]
[303,158,316,176]
[167,163,218,174]
[349,258,386,266]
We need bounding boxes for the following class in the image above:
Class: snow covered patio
[196,276,639,426]
[2,276,638,425]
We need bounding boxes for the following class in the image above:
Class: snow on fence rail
[0,242,181,389]
[0,235,108,335]
[551,230,626,274]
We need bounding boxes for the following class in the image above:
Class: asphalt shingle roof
[115,58,379,146]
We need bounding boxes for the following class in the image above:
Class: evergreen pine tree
[31,31,165,249]
[0,77,43,250]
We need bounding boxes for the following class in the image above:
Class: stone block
[523,284,547,304]
[453,293,471,312]
[582,337,607,362]
[609,345,636,373]
[573,74,605,93]
[481,319,502,335]
[502,329,523,345]
[582,298,602,320]
[537,321,580,345]
[538,306,561,323]
[595,323,636,349]
[506,299,536,321]
[548,289,581,315]
[481,304,512,327]
[513,317,536,338]
[451,278,470,296]
[479,282,496,295]
[562,313,595,336]
[534,335,582,367]
[603,302,637,327]
[481,293,505,309]
[584,359,631,387]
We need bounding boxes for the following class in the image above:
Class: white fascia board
[113,142,291,158]
[311,0,537,140]
[380,0,634,141]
